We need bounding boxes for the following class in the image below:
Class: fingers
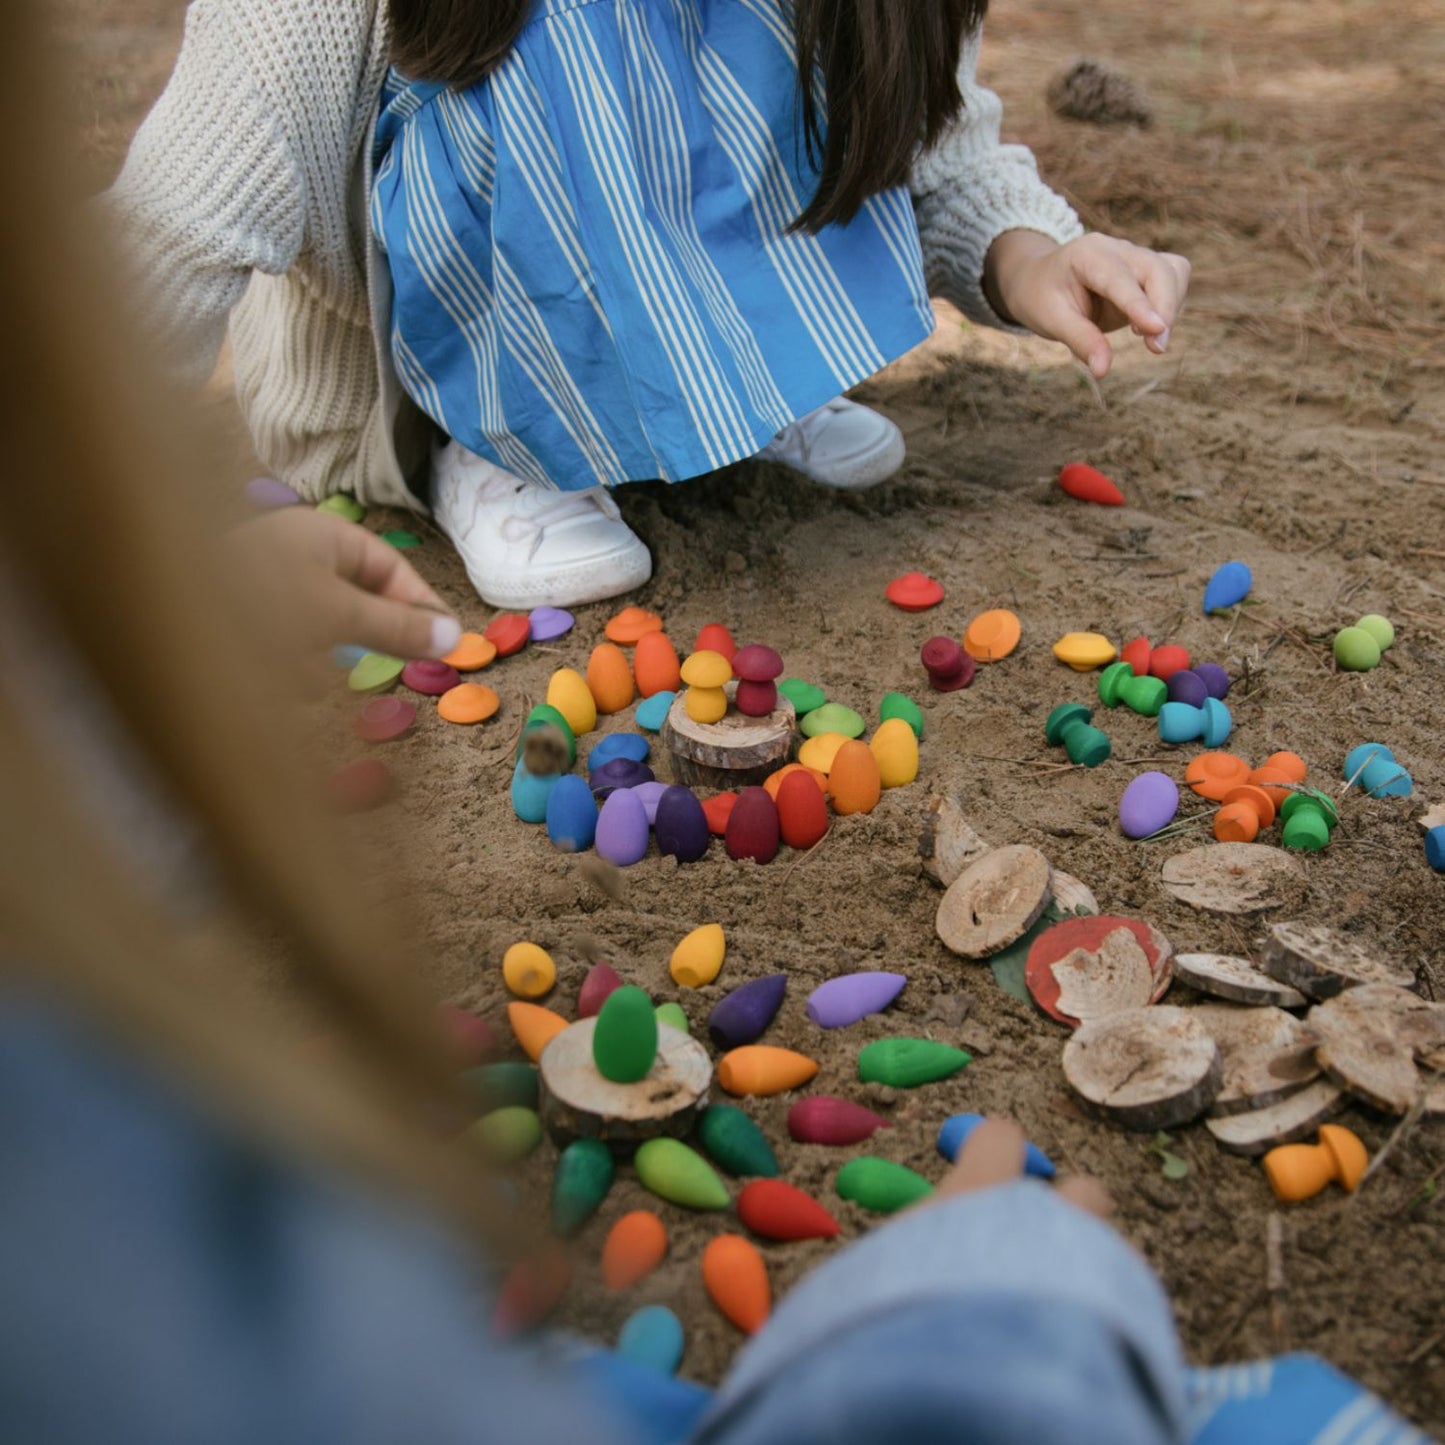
[335,585,461,662]
[328,515,452,616]
[935,1118,1027,1200]
[1135,252,1191,354]
[1056,1175,1115,1221]
[1038,298,1115,379]
[1076,238,1170,341]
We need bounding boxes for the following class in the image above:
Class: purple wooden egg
[707,974,787,1050]
[805,972,907,1029]
[1193,662,1231,699]
[1119,771,1180,840]
[577,961,624,1019]
[633,780,669,825]
[725,787,780,864]
[589,758,655,799]
[732,644,784,682]
[654,786,710,863]
[787,1096,891,1146]
[595,788,650,865]
[244,476,300,509]
[1165,669,1208,708]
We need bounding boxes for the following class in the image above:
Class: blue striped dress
[371,0,934,491]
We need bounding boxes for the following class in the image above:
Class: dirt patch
[57,0,1445,1430]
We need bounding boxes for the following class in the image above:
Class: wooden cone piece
[1173,953,1307,1009]
[1159,843,1305,915]
[1205,1080,1346,1156]
[664,689,796,791]
[702,1234,771,1334]
[539,1017,712,1144]
[1190,1004,1321,1116]
[602,1211,669,1290]
[1308,984,1445,1116]
[1062,1006,1222,1131]
[737,1179,841,1241]
[935,844,1053,959]
[918,794,991,887]
[1260,923,1415,1001]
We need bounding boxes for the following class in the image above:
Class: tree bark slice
[1205,1079,1346,1155]
[1191,1003,1321,1116]
[1159,843,1304,914]
[1260,923,1415,1000]
[1174,952,1308,1008]
[1062,1006,1221,1130]
[935,844,1053,959]
[918,794,991,887]
[540,1019,713,1146]
[662,688,796,790]
[1307,983,1445,1116]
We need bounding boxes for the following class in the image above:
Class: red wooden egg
[1059,462,1126,506]
[577,960,624,1019]
[1147,644,1192,681]
[1120,636,1152,676]
[701,792,739,836]
[737,1179,841,1241]
[694,623,737,662]
[725,787,781,863]
[775,770,828,850]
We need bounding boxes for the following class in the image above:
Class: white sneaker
[431,441,652,609]
[757,397,906,491]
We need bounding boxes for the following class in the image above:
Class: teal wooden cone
[836,1157,934,1214]
[697,1105,779,1178]
[552,1139,615,1236]
[857,1038,971,1088]
[634,1138,729,1210]
[593,986,658,1083]
[462,1062,539,1114]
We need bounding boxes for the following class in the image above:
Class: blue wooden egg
[511,759,560,824]
[596,788,650,866]
[654,786,710,863]
[544,774,598,852]
[617,1304,684,1375]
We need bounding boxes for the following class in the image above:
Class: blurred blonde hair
[0,4,492,1237]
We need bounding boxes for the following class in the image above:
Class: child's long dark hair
[388,0,987,231]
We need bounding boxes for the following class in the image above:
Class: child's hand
[932,1118,1115,1220]
[983,230,1191,379]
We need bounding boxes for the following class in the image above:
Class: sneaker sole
[464,544,654,611]
[761,424,906,492]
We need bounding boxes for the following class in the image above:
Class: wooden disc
[1418,802,1445,834]
[1062,1006,1222,1131]
[935,845,1052,959]
[1025,915,1173,1027]
[539,1019,713,1145]
[918,794,991,887]
[1159,843,1304,914]
[1308,984,1445,1116]
[1205,1079,1346,1156]
[1261,923,1415,1000]
[1050,870,1100,916]
[1190,1004,1321,1116]
[1174,953,1307,1008]
[662,687,796,790]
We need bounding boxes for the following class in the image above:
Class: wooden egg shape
[827,740,882,816]
[551,1139,614,1236]
[617,1305,684,1375]
[857,1037,970,1088]
[546,668,598,735]
[502,942,556,1000]
[492,1246,570,1337]
[717,1045,819,1097]
[835,1158,934,1214]
[635,1138,730,1210]
[602,1210,668,1290]
[737,1179,840,1241]
[697,1103,780,1178]
[693,623,737,662]
[701,793,738,835]
[787,1096,891,1146]
[508,1001,569,1062]
[670,922,726,988]
[702,1234,770,1334]
[869,717,920,788]
[725,787,781,863]
[587,642,636,714]
[593,986,659,1083]
[654,786,710,863]
[775,770,829,850]
[633,630,682,697]
[442,1007,499,1066]
[576,960,623,1019]
[654,1001,690,1034]
[797,731,849,774]
[595,788,650,866]
[707,974,787,1050]
[544,774,598,852]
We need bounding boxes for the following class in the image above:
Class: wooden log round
[1159,843,1304,915]
[1260,923,1415,1000]
[1191,1003,1321,1116]
[662,687,796,791]
[1173,952,1308,1009]
[1307,983,1445,1116]
[539,1019,713,1146]
[1205,1079,1346,1156]
[918,794,991,887]
[935,844,1053,960]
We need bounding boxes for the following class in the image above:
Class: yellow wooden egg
[797,731,849,774]
[546,667,598,735]
[502,941,556,999]
[827,740,882,815]
[869,718,919,788]
[670,923,726,988]
[1051,632,1118,672]
[679,649,733,689]
[684,686,727,724]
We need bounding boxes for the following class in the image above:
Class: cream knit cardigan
[107,0,1081,509]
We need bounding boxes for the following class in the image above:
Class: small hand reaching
[930,1117,1115,1221]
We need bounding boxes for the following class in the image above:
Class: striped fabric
[371,0,934,491]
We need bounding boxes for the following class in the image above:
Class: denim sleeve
[694,1182,1188,1445]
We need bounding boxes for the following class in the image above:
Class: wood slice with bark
[1174,953,1308,1008]
[1307,984,1445,1116]
[1026,915,1173,1027]
[1205,1080,1346,1156]
[540,1019,713,1145]
[935,844,1052,959]
[1159,843,1305,915]
[1260,923,1415,1000]
[1062,1006,1222,1131]
[918,794,991,887]
[1190,1004,1321,1115]
[1050,871,1100,916]
[662,688,796,790]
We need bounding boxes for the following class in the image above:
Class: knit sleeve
[909,29,1083,330]
[102,0,307,386]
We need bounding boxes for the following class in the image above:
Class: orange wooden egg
[701,793,739,835]
[602,1210,669,1290]
[717,1045,819,1097]
[827,740,881,816]
[437,683,500,724]
[507,1001,569,1062]
[775,770,829,850]
[605,606,664,645]
[763,763,826,801]
[702,1234,770,1334]
[587,642,636,714]
[633,631,682,697]
[492,1246,571,1337]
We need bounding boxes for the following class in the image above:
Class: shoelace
[764,399,846,463]
[449,468,623,547]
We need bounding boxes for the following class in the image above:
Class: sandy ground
[56,0,1445,1430]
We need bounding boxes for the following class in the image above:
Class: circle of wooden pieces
[935,844,1052,959]
[1307,984,1445,1116]
[1260,922,1416,1000]
[1159,843,1305,915]
[1174,953,1307,1009]
[1190,1004,1321,1115]
[663,689,796,791]
[1205,1080,1346,1156]
[539,1017,713,1145]
[917,794,991,888]
[1062,1006,1222,1131]
[1025,915,1173,1027]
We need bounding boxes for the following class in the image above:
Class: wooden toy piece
[1160,843,1306,915]
[502,942,556,1000]
[470,1106,543,1164]
[936,1114,1055,1179]
[654,786,711,863]
[827,740,883,816]
[484,612,531,656]
[1052,631,1118,671]
[1203,560,1252,614]
[1427,825,1445,872]
[879,690,925,739]
[1058,460,1126,505]
[633,630,682,697]
[684,685,728,724]
[835,1158,934,1214]
[787,1095,891,1146]
[885,571,945,610]
[800,702,866,739]
[1263,1124,1368,1203]
[1358,755,1413,799]
[697,1104,780,1178]
[552,1139,615,1236]
[1306,983,1445,1116]
[512,759,561,826]
[577,962,624,1020]
[1260,923,1414,1000]
[703,1235,771,1334]
[604,605,664,645]
[1173,953,1307,1009]
[1354,614,1395,651]
[1025,914,1174,1028]
[587,642,636,714]
[1246,765,1294,809]
[665,686,796,791]
[857,1038,971,1088]
[1062,1006,1222,1131]
[917,793,991,888]
[348,652,404,693]
[797,732,849,774]
[738,1179,841,1241]
[1166,669,1209,708]
[1192,1004,1321,1115]
[1120,635,1151,675]
[602,1211,669,1290]
[1147,643,1191,680]
[1119,771,1180,839]
[636,1138,731,1210]
[595,789,650,866]
[593,986,659,1084]
[617,1305,685,1376]
[732,644,784,718]
[1213,801,1260,843]
[400,659,461,696]
[1205,1080,1345,1156]
[717,1045,820,1096]
[694,622,737,661]
[806,972,906,1029]
[701,793,739,836]
[1193,661,1232,699]
[920,635,975,691]
[963,608,1022,662]
[317,492,365,522]
[463,1061,539,1113]
[438,682,500,724]
[655,1002,690,1034]
[1223,783,1276,828]
[1159,698,1232,747]
[1096,661,1133,708]
[528,606,575,642]
[354,695,417,742]
[326,757,395,812]
[680,649,732,689]
[775,771,830,851]
[1044,702,1110,767]
[1185,752,1254,801]
[725,787,782,863]
[442,1007,500,1066]
[707,975,787,1050]
[671,923,726,988]
[442,632,497,671]
[1333,625,1381,671]
[492,1246,571,1337]
[870,717,920,788]
[1120,672,1168,717]
[520,703,578,768]
[779,678,827,715]
[935,844,1053,958]
[508,1001,569,1062]
[547,668,598,735]
[635,690,675,731]
[246,475,301,509]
